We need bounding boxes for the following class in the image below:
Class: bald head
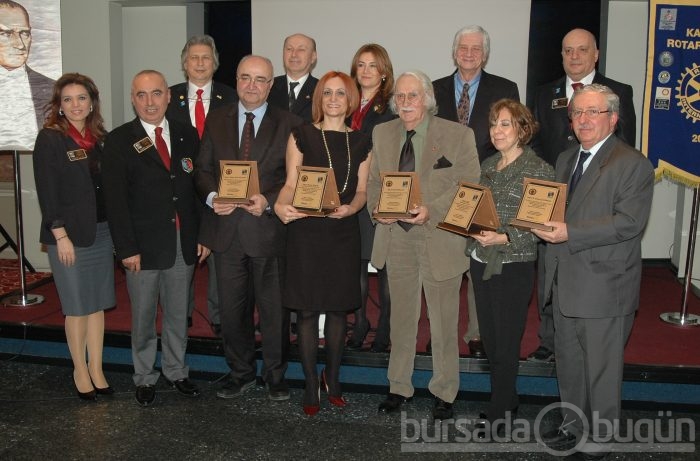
[561,28,599,82]
[282,33,317,79]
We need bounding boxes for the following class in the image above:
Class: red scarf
[67,123,97,151]
[351,96,376,131]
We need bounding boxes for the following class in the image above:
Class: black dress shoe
[135,385,156,407]
[345,337,365,351]
[432,397,454,420]
[541,428,577,450]
[468,339,486,358]
[266,381,290,401]
[167,378,200,397]
[378,393,412,413]
[216,378,256,399]
[527,346,555,362]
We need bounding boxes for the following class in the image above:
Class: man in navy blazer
[166,34,237,335]
[433,25,519,358]
[195,55,302,402]
[102,70,209,406]
[528,28,637,364]
[267,33,318,122]
[533,84,653,458]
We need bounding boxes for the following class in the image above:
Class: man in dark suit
[194,55,302,402]
[432,25,519,358]
[166,34,237,336]
[528,28,637,363]
[102,70,209,406]
[267,33,317,122]
[0,0,55,148]
[533,84,653,459]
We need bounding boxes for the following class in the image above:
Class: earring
[59,109,64,116]
[381,76,386,82]
[90,105,93,113]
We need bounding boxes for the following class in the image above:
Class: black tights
[296,310,346,404]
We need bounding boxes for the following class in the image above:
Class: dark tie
[571,82,584,92]
[288,82,299,110]
[569,151,591,196]
[456,83,470,125]
[154,126,170,170]
[397,130,416,231]
[241,112,255,160]
[195,88,205,139]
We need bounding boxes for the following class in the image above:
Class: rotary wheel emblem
[675,63,700,123]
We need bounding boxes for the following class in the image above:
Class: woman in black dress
[33,73,115,401]
[275,71,371,416]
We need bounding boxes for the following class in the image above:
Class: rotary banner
[642,0,700,187]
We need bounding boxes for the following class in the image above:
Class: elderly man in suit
[102,70,209,406]
[433,24,519,358]
[533,84,653,459]
[528,28,637,364]
[0,0,54,149]
[369,70,480,420]
[195,55,302,402]
[166,34,237,336]
[267,33,317,122]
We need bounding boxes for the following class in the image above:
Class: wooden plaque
[292,166,341,217]
[373,172,422,219]
[438,182,500,236]
[213,160,259,205]
[510,178,568,231]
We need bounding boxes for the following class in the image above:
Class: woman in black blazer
[33,73,115,401]
[345,44,396,353]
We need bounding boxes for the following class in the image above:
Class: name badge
[133,137,153,153]
[66,149,87,161]
[551,97,569,110]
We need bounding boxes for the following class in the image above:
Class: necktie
[397,130,416,231]
[241,112,255,160]
[288,82,299,110]
[571,82,584,92]
[154,126,170,170]
[399,130,416,172]
[456,83,470,125]
[195,88,205,139]
[569,151,591,196]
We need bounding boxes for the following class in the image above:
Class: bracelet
[56,235,68,241]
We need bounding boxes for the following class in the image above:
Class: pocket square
[433,156,453,169]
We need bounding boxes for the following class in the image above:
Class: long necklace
[320,123,351,194]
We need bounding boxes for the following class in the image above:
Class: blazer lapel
[567,136,616,212]
[130,118,167,170]
[420,118,440,176]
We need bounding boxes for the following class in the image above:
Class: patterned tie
[288,82,299,110]
[195,88,205,139]
[397,130,416,231]
[154,126,170,170]
[456,82,470,125]
[569,151,591,196]
[241,112,255,160]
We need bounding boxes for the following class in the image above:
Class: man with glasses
[533,84,653,459]
[368,71,480,420]
[0,0,54,148]
[528,28,637,364]
[194,55,302,402]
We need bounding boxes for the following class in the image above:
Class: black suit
[268,74,318,122]
[531,73,636,167]
[27,66,55,129]
[166,81,237,128]
[433,70,520,162]
[195,102,302,386]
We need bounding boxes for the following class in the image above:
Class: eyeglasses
[321,89,346,98]
[570,108,610,119]
[237,75,271,86]
[393,92,421,104]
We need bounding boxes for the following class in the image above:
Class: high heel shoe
[321,368,347,407]
[90,378,114,395]
[76,386,97,401]
[302,380,320,416]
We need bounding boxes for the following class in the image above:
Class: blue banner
[642,0,700,187]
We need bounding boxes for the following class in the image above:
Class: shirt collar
[140,118,170,137]
[187,80,213,99]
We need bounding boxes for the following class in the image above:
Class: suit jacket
[166,81,237,128]
[544,135,653,318]
[367,115,481,281]
[433,70,519,162]
[194,103,303,256]
[531,73,636,167]
[27,66,55,129]
[267,74,318,122]
[33,128,101,247]
[102,117,201,270]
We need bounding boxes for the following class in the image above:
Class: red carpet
[1,262,699,367]
[0,258,53,299]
